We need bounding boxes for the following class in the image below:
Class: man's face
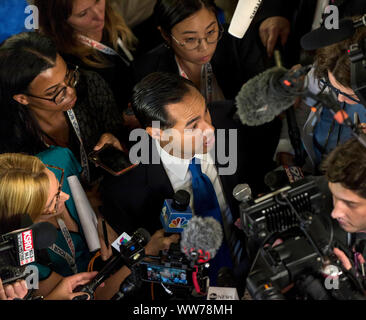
[328,182,366,233]
[154,87,215,159]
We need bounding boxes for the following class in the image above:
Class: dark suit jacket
[101,100,281,235]
[255,0,366,66]
[132,25,271,101]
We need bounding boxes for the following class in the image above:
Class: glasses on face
[26,64,79,105]
[45,164,64,215]
[321,78,360,104]
[171,24,224,51]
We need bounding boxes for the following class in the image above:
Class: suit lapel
[146,137,175,197]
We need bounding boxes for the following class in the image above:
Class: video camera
[239,178,366,300]
[138,242,208,297]
[0,222,57,285]
[349,16,366,107]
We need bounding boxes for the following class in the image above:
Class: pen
[102,218,109,248]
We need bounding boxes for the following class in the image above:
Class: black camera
[239,178,366,300]
[138,243,208,297]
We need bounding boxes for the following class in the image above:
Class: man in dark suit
[101,72,280,289]
[101,71,279,233]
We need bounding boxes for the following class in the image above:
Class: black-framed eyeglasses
[45,164,64,215]
[25,64,79,105]
[171,24,224,51]
[320,78,361,104]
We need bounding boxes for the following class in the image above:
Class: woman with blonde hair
[0,147,179,299]
[34,0,137,112]
[0,148,112,298]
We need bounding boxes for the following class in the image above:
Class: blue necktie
[188,157,232,285]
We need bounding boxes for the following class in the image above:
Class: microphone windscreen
[135,227,151,244]
[232,184,252,202]
[235,67,295,126]
[32,222,58,250]
[228,0,263,39]
[180,216,223,260]
[301,18,354,50]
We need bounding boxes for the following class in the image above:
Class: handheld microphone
[235,61,365,145]
[0,222,58,284]
[235,65,310,126]
[111,267,142,301]
[301,15,366,50]
[0,222,58,263]
[228,0,263,39]
[160,190,193,233]
[264,166,304,191]
[75,228,150,299]
[180,216,223,264]
[233,184,252,203]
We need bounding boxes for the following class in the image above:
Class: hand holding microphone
[259,16,291,57]
[144,229,180,256]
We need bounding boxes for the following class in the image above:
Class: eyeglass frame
[320,78,361,104]
[170,23,224,51]
[45,164,65,215]
[25,64,80,105]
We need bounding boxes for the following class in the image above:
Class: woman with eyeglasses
[0,32,126,184]
[132,0,270,104]
[33,0,138,119]
[0,148,179,300]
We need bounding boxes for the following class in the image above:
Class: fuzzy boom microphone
[180,216,223,263]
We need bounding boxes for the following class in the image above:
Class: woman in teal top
[0,147,179,299]
[35,146,92,279]
[0,147,133,299]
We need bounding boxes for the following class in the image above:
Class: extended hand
[145,229,180,256]
[259,16,291,57]
[94,133,123,152]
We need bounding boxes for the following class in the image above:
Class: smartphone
[88,144,138,176]
[139,262,192,287]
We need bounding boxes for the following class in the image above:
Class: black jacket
[62,43,134,113]
[132,25,270,101]
[256,0,366,65]
[100,100,281,235]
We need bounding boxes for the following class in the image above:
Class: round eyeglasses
[44,164,64,215]
[171,24,224,51]
[25,65,79,106]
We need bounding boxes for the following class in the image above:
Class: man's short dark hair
[321,137,366,199]
[314,20,366,88]
[131,72,197,129]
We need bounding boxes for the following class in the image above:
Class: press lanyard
[66,109,90,183]
[49,218,77,274]
[78,34,134,66]
[175,56,214,104]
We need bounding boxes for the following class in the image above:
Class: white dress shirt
[154,140,233,235]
